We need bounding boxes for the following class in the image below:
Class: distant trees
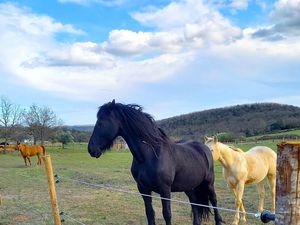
[0,97,92,149]
[55,130,74,148]
[159,103,300,141]
[23,104,59,144]
[0,96,23,153]
[216,132,235,142]
[70,129,91,143]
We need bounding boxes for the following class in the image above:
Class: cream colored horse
[205,136,276,225]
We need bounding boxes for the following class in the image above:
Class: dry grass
[0,143,275,225]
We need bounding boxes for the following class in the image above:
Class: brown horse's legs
[37,155,42,165]
[27,157,32,166]
[23,157,27,166]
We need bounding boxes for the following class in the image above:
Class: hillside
[67,125,93,132]
[69,103,300,141]
[157,103,300,140]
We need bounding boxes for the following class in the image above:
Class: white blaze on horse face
[205,138,219,161]
[206,141,213,151]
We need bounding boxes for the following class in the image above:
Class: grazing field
[245,128,300,140]
[0,142,277,225]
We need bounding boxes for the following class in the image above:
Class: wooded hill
[157,103,300,141]
[69,103,300,141]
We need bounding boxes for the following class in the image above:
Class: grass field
[0,142,278,225]
[245,128,300,140]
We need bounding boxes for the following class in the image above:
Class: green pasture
[0,142,277,225]
[246,128,300,140]
[236,140,278,152]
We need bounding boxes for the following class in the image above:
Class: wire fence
[0,163,275,225]
[59,175,259,216]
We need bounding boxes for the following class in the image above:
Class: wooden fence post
[276,142,300,225]
[43,154,62,225]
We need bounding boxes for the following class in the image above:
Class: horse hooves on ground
[240,217,247,222]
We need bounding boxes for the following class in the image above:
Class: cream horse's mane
[228,146,244,153]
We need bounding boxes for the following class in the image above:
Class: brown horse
[17,143,45,166]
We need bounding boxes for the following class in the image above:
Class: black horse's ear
[106,99,115,113]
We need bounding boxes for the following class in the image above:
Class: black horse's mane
[98,102,170,149]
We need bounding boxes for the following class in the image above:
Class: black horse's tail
[195,183,211,221]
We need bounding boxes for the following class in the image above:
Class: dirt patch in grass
[13,214,29,223]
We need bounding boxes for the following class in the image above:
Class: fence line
[13,170,87,225]
[1,164,272,223]
[59,175,260,217]
[13,168,267,220]
[2,194,53,224]
[64,213,87,225]
[1,170,271,224]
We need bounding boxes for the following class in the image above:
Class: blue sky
[1,0,300,125]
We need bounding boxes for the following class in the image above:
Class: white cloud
[223,28,300,57]
[252,0,300,40]
[0,2,196,102]
[58,0,125,7]
[0,3,84,36]
[101,29,185,56]
[0,3,82,80]
[2,0,300,109]
[101,30,152,56]
[18,52,193,101]
[91,0,241,57]
[132,0,234,30]
[131,0,241,49]
[24,42,116,68]
[229,0,249,10]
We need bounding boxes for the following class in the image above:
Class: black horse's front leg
[138,184,156,225]
[160,188,172,225]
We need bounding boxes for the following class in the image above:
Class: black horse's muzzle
[88,143,102,158]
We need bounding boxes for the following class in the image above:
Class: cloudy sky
[1,0,300,125]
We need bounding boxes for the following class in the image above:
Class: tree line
[158,103,300,142]
[0,96,91,153]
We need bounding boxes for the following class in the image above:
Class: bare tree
[0,96,23,153]
[24,104,59,144]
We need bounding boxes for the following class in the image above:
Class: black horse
[88,100,223,225]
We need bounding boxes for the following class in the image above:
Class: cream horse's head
[204,136,220,161]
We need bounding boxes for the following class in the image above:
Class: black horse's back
[175,140,214,173]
